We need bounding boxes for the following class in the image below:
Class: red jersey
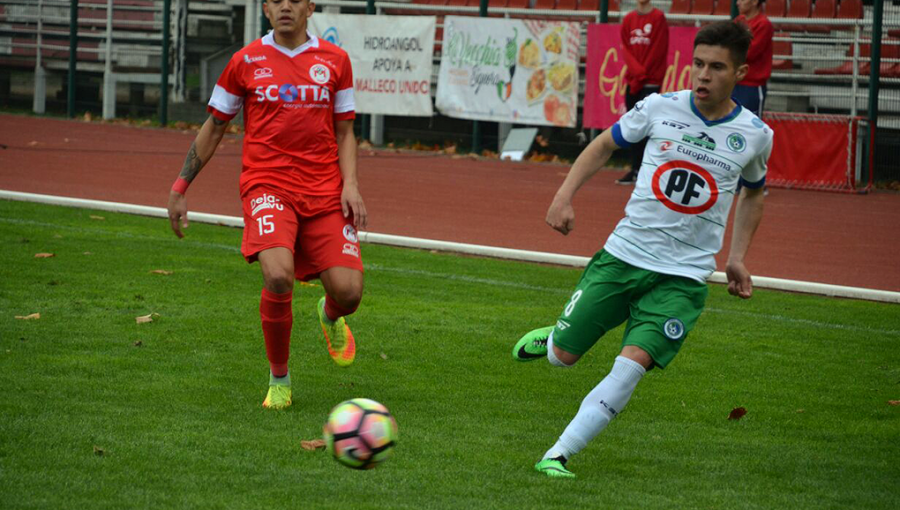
[735,14,773,86]
[208,32,356,197]
[620,8,669,92]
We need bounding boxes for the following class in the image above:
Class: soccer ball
[323,398,398,469]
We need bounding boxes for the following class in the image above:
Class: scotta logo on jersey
[663,318,685,340]
[309,64,330,84]
[726,133,746,153]
[651,160,719,214]
[250,194,285,216]
[255,83,331,104]
[342,224,358,243]
[244,54,267,64]
[254,67,273,80]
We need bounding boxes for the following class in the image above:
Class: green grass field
[1,198,898,510]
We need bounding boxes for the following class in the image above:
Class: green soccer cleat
[534,458,576,478]
[262,373,292,410]
[317,297,356,367]
[513,326,553,361]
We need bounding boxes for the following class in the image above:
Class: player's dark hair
[693,20,752,67]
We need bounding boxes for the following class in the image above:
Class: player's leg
[241,189,300,409]
[293,203,364,367]
[317,267,363,367]
[514,250,634,366]
[532,252,659,478]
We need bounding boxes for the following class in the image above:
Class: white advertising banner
[436,17,580,127]
[308,14,435,117]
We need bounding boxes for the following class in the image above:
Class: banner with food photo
[435,17,580,127]
[309,14,436,116]
[583,24,699,128]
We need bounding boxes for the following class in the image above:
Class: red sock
[324,294,358,322]
[260,288,292,377]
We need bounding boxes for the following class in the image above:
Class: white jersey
[604,89,773,282]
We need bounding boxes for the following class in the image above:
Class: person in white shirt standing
[513,20,772,479]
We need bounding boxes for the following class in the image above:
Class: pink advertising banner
[583,25,699,129]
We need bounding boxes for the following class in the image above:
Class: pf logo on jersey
[310,64,330,84]
[651,160,719,214]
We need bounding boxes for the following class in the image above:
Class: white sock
[546,330,572,368]
[543,356,646,461]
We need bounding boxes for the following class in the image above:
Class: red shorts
[240,186,364,282]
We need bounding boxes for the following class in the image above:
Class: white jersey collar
[262,30,319,58]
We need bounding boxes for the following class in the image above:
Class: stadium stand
[772,32,794,70]
[713,0,731,16]
[784,0,812,31]
[556,0,577,10]
[807,0,837,33]
[836,0,864,21]
[765,0,787,17]
[692,0,715,16]
[814,43,868,75]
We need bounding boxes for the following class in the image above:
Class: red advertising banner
[764,112,858,191]
[584,25,698,129]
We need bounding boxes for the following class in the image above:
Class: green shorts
[552,249,708,369]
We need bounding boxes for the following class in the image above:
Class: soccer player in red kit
[616,0,668,185]
[166,0,366,410]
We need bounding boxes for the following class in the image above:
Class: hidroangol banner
[584,25,699,129]
[309,14,435,117]
[436,17,580,127]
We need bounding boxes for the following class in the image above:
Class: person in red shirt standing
[166,0,366,410]
[733,0,773,117]
[616,0,668,185]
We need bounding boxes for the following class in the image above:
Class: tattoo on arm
[179,142,202,182]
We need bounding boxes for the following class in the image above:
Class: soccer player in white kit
[513,21,772,478]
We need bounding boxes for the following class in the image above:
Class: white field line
[3,211,897,336]
[2,189,900,305]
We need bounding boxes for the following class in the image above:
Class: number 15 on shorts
[258,215,275,235]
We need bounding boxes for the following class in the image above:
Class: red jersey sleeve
[207,54,245,122]
[333,53,356,122]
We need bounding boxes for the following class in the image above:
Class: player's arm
[726,186,765,299]
[546,128,621,235]
[335,119,367,230]
[167,115,230,238]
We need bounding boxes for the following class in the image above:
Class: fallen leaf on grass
[889,400,900,406]
[89,215,105,221]
[133,340,143,347]
[83,252,92,255]
[728,407,747,420]
[15,313,41,320]
[135,313,160,324]
[797,409,805,413]
[53,234,63,239]
[380,352,388,360]
[93,445,105,456]
[299,281,319,287]
[34,253,55,258]
[150,270,173,275]
[301,439,326,451]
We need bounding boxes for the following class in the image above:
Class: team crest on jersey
[726,133,746,153]
[310,64,330,84]
[663,318,685,340]
[343,224,358,243]
[651,160,719,214]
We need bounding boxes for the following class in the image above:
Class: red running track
[2,114,899,292]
